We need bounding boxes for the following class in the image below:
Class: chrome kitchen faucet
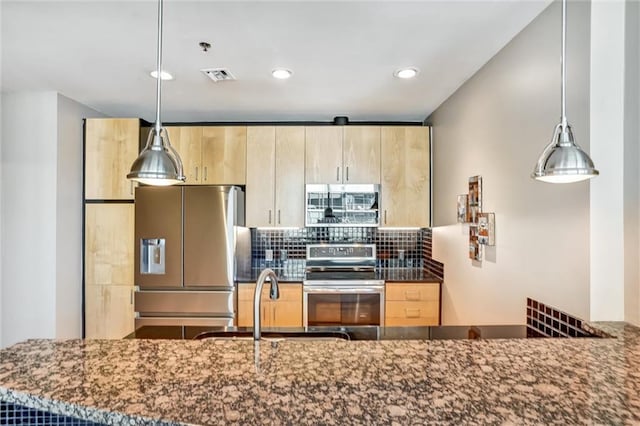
[254,268,280,340]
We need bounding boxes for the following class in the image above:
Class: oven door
[303,282,385,326]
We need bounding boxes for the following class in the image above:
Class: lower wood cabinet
[85,285,135,339]
[237,283,302,327]
[84,203,135,338]
[385,282,440,326]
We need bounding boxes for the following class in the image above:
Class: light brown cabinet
[85,284,135,339]
[166,126,202,183]
[305,126,380,184]
[166,126,247,185]
[343,126,381,184]
[380,126,430,227]
[237,283,303,327]
[246,126,305,227]
[85,118,140,200]
[385,282,440,326]
[84,203,135,338]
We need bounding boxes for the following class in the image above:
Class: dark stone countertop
[126,324,535,340]
[243,268,441,283]
[0,322,637,425]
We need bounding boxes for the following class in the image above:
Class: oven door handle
[304,286,384,294]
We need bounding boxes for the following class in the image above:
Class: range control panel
[306,244,376,261]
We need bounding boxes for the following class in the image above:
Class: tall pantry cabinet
[84,118,140,338]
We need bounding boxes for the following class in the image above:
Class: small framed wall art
[477,213,495,246]
[468,176,482,224]
[468,226,482,261]
[456,194,468,223]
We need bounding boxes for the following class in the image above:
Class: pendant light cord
[561,0,567,129]
[155,0,163,135]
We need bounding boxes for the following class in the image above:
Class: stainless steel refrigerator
[133,185,251,328]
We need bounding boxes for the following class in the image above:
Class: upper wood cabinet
[166,126,247,185]
[305,127,343,183]
[85,118,140,200]
[202,127,247,185]
[166,126,203,183]
[343,126,381,184]
[305,126,380,184]
[380,126,430,227]
[246,126,305,227]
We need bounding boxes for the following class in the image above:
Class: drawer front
[135,291,234,315]
[238,283,302,302]
[385,300,439,326]
[385,283,439,301]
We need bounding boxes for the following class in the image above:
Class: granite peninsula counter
[0,322,639,425]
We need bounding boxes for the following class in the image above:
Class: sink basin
[192,330,351,342]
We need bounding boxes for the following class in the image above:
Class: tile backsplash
[250,227,444,281]
[526,298,592,337]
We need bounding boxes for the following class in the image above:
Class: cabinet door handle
[278,210,281,225]
[346,166,349,181]
[204,166,208,182]
[130,181,134,196]
[195,166,199,181]
[405,290,421,301]
[272,306,276,324]
[384,210,388,224]
[268,210,272,224]
[405,308,421,318]
[130,289,134,305]
[336,166,340,182]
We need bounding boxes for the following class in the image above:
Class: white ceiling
[1,0,552,123]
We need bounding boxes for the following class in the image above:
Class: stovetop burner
[305,243,377,283]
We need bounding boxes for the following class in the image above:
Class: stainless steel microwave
[305,184,380,227]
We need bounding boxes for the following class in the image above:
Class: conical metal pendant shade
[127,0,185,186]
[128,127,184,186]
[533,123,598,183]
[532,0,598,183]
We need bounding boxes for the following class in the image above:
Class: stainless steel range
[303,243,384,326]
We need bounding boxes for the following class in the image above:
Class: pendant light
[127,0,185,186]
[532,0,598,183]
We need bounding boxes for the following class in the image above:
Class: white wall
[0,1,4,346]
[56,94,104,338]
[1,91,103,347]
[636,1,640,325]
[2,92,59,346]
[589,0,626,322]
[589,0,640,323]
[428,1,592,324]
[622,0,640,325]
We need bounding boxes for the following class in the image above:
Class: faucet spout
[254,268,280,340]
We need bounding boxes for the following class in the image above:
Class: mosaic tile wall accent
[526,298,592,337]
[0,401,103,425]
[250,227,444,281]
[423,228,444,280]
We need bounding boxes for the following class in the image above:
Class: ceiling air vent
[201,68,236,82]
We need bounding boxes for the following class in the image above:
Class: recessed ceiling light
[272,68,293,80]
[394,67,419,79]
[150,70,174,80]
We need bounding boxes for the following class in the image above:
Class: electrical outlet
[265,249,274,261]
